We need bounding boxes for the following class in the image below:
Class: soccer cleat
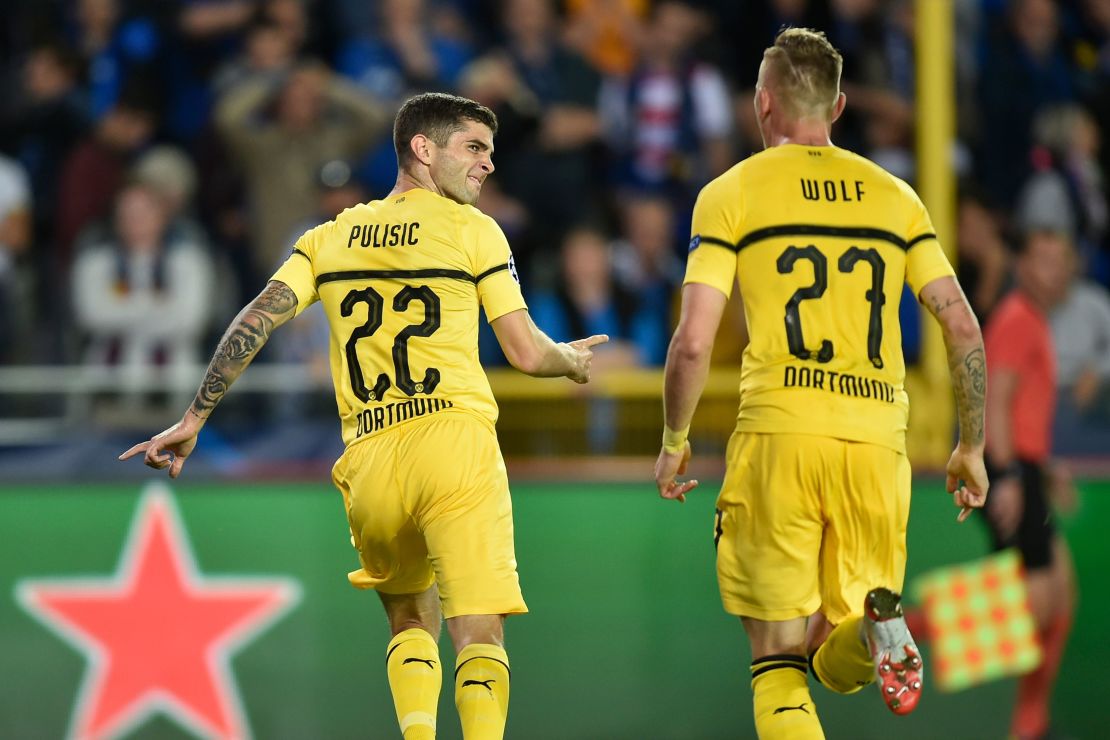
[863,587,924,716]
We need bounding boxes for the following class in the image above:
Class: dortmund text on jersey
[685,144,955,453]
[271,188,526,447]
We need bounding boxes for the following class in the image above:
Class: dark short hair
[393,92,498,167]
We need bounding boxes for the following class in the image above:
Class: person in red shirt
[984,228,1077,740]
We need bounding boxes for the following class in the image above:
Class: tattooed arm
[920,276,990,521]
[119,281,299,477]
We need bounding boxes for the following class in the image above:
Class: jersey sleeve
[469,213,527,322]
[901,184,956,296]
[270,224,322,316]
[684,172,740,297]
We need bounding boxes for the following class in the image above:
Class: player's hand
[655,442,698,503]
[985,476,1022,540]
[945,444,989,522]
[118,413,204,479]
[566,334,609,384]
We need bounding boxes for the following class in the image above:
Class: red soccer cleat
[864,587,924,716]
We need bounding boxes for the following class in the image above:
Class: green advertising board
[2,480,1104,739]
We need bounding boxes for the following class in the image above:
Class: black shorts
[983,458,1055,570]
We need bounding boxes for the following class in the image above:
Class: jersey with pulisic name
[684,143,955,453]
[271,187,526,447]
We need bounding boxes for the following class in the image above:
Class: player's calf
[750,654,825,739]
[455,643,510,740]
[809,616,873,695]
[386,628,442,740]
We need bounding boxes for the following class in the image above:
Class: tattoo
[189,281,298,419]
[929,295,962,315]
[950,345,986,444]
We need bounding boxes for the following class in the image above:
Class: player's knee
[743,616,808,659]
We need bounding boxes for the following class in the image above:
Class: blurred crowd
[0,0,1109,447]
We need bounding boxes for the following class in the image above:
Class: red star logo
[16,484,301,740]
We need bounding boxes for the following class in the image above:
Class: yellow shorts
[715,432,911,625]
[331,411,527,619]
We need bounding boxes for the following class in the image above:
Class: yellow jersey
[271,187,526,447]
[684,144,955,452]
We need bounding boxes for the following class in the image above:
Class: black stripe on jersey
[697,236,740,252]
[735,224,909,251]
[906,232,937,249]
[476,263,510,281]
[292,248,309,260]
[316,268,476,287]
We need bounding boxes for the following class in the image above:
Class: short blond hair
[760,28,843,120]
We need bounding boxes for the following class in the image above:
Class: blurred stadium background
[1,0,1108,738]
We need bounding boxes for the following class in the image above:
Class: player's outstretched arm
[490,308,608,383]
[920,276,989,521]
[655,283,727,503]
[118,280,299,478]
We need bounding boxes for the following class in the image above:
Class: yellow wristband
[662,425,689,454]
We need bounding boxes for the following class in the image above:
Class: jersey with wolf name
[685,144,955,452]
[271,188,526,447]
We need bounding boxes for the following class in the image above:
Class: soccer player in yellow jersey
[653,29,990,738]
[121,92,607,740]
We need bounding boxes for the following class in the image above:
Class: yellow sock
[386,628,441,740]
[811,616,874,694]
[454,643,510,740]
[750,655,824,740]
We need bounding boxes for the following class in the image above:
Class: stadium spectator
[530,225,646,451]
[131,145,201,228]
[167,0,260,141]
[610,193,682,365]
[529,226,644,369]
[214,60,389,276]
[71,181,214,406]
[486,0,604,265]
[562,0,647,77]
[336,0,475,192]
[56,86,158,262]
[0,155,33,365]
[822,0,916,176]
[957,185,1013,321]
[336,0,474,102]
[69,0,163,120]
[977,0,1077,209]
[0,40,89,251]
[211,15,297,96]
[1016,105,1108,286]
[599,0,733,198]
[1049,243,1110,453]
[983,228,1077,740]
[258,0,322,58]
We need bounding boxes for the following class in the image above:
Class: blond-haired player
[122,92,607,740]
[653,29,988,738]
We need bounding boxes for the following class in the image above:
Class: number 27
[776,244,886,369]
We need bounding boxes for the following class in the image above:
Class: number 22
[341,285,442,402]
